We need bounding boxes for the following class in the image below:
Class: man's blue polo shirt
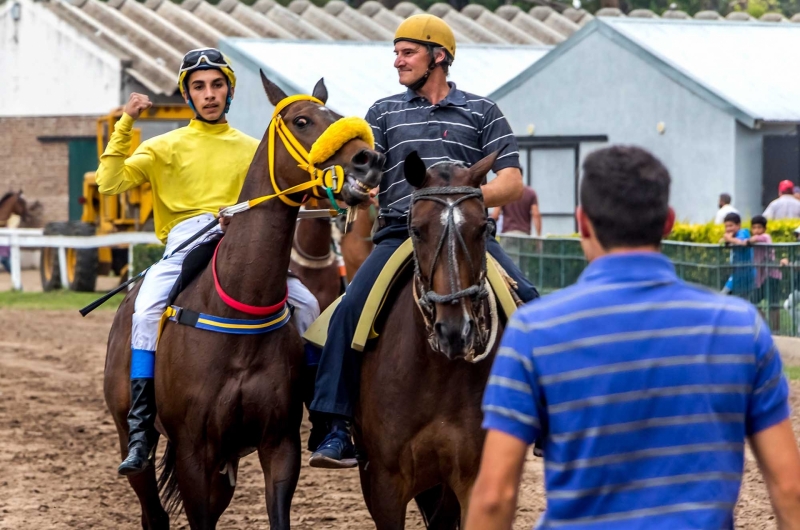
[483,252,790,529]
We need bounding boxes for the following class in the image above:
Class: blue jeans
[309,223,538,419]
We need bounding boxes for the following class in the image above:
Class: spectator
[714,192,739,224]
[764,180,800,220]
[720,212,756,297]
[749,215,782,330]
[0,245,9,273]
[491,185,541,236]
[466,145,800,529]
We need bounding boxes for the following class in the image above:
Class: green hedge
[133,244,165,275]
[667,219,800,243]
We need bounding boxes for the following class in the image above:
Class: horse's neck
[211,143,300,309]
[294,218,331,258]
[0,197,15,224]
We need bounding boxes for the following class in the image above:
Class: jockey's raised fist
[123,93,153,121]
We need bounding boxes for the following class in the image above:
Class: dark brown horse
[356,151,503,529]
[290,199,376,311]
[339,201,376,282]
[291,201,343,313]
[0,190,32,226]
[104,73,383,530]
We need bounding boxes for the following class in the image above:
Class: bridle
[408,186,493,361]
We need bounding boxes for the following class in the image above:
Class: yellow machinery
[41,105,195,292]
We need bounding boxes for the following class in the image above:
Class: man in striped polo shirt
[467,146,800,528]
[308,14,538,467]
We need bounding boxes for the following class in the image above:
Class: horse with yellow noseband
[103,73,383,530]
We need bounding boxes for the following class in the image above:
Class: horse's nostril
[462,319,475,340]
[352,149,370,166]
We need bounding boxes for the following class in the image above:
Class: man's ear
[663,207,675,237]
[576,206,591,238]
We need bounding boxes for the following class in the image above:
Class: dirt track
[0,308,796,529]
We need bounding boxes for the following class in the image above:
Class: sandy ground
[0,307,797,529]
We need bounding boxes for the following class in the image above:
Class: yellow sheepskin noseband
[308,117,375,166]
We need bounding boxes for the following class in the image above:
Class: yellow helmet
[394,14,456,60]
[177,48,236,99]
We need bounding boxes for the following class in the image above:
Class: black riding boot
[118,379,158,477]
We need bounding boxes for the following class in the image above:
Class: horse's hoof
[308,453,358,469]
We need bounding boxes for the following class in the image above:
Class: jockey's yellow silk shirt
[96,113,259,243]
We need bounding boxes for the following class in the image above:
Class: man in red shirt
[491,185,541,235]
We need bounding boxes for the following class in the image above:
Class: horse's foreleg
[258,433,301,530]
[363,466,408,530]
[128,464,170,530]
[111,387,169,529]
[174,446,235,530]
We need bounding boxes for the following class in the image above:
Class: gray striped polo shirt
[365,83,521,223]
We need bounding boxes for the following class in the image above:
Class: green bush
[667,219,800,243]
[133,244,165,275]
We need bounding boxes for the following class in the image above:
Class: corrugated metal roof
[221,39,550,117]
[25,0,800,104]
[602,18,800,124]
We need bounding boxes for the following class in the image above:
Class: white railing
[0,228,161,291]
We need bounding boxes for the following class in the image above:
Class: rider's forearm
[481,168,523,208]
[96,113,148,196]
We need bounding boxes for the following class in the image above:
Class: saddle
[303,238,520,351]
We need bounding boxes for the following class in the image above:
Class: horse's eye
[411,226,422,239]
[476,222,488,237]
[294,117,309,128]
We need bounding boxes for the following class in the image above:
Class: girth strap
[163,304,292,335]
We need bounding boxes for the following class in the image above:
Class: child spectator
[720,212,756,298]
[750,215,782,329]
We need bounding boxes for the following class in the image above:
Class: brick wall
[0,116,98,224]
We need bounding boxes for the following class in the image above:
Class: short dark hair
[751,215,767,228]
[580,146,670,249]
[724,212,741,225]
[719,193,732,205]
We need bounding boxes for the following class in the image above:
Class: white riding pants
[131,213,320,351]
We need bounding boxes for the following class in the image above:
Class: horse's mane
[427,160,467,184]
[0,191,15,206]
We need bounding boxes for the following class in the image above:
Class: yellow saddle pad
[303,238,519,352]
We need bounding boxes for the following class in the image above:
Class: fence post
[57,246,69,289]
[9,232,22,291]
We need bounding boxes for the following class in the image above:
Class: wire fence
[498,235,800,337]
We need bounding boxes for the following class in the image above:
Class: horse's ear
[260,69,287,107]
[404,151,427,188]
[312,78,328,105]
[468,151,499,188]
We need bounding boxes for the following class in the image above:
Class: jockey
[96,48,320,477]
[308,15,539,468]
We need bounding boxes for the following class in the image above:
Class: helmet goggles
[179,48,231,74]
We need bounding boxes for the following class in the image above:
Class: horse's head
[405,150,498,361]
[260,72,384,207]
[13,191,30,222]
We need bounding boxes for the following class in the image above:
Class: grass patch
[784,366,800,381]
[0,290,124,311]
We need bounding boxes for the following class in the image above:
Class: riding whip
[78,216,221,317]
[77,208,340,317]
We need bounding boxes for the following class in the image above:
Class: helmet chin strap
[408,52,441,93]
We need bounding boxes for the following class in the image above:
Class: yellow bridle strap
[261,94,373,209]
